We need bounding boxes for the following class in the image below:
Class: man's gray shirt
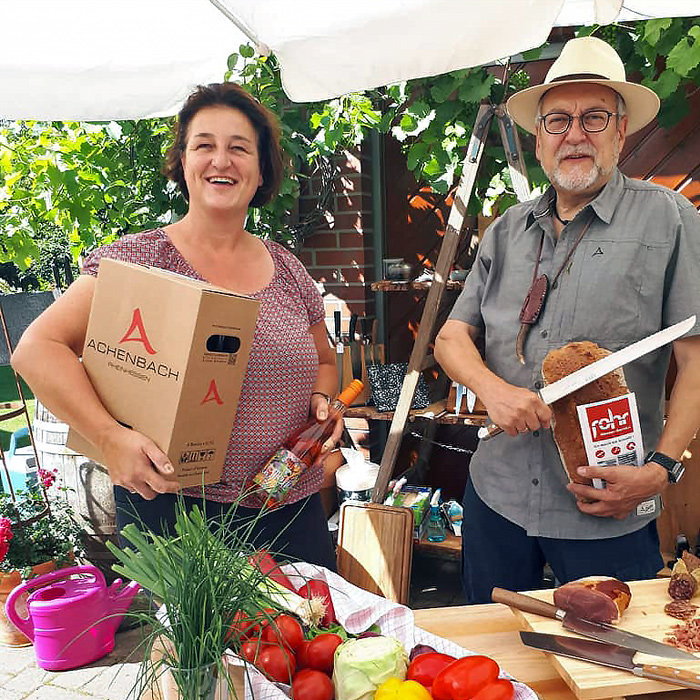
[449,169,700,539]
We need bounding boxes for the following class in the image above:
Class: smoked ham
[553,576,631,623]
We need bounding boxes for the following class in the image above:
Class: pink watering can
[5,564,140,670]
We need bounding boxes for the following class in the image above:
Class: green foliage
[0,118,183,277]
[584,17,700,129]
[0,473,83,576]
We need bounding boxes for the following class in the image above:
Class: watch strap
[645,450,685,483]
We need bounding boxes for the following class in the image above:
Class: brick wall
[298,144,376,336]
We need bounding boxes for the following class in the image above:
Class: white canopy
[1,0,697,120]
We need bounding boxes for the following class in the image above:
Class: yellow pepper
[375,677,433,700]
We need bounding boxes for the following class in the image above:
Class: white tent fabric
[1,0,697,119]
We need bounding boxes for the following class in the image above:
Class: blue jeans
[461,477,663,604]
[114,487,337,571]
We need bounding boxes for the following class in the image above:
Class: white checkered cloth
[226,563,538,700]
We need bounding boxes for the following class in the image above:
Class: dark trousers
[461,477,663,604]
[114,486,337,571]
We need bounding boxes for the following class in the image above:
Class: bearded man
[435,37,700,603]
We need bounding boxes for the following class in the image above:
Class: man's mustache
[555,145,597,162]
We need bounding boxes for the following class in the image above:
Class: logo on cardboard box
[201,379,224,405]
[86,307,179,381]
[583,396,632,442]
[119,308,157,354]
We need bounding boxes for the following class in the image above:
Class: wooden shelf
[346,399,487,426]
[415,531,461,559]
[370,280,465,292]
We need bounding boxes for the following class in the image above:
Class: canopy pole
[208,0,271,56]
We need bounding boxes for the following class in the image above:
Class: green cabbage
[333,636,408,700]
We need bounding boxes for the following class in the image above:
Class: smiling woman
[11,83,340,570]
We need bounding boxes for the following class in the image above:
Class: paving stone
[2,665,53,695]
[24,684,96,700]
[81,660,141,698]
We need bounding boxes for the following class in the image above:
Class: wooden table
[414,603,700,700]
[145,600,700,700]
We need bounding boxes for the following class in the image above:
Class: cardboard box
[67,258,259,487]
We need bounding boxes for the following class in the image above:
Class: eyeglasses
[539,109,618,135]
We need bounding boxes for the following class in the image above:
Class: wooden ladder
[371,103,532,502]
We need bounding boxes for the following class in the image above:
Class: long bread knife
[478,315,696,440]
[521,631,700,689]
[492,587,697,660]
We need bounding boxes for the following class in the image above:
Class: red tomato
[432,655,500,700]
[262,613,305,651]
[471,679,515,700]
[230,607,277,643]
[240,639,270,664]
[297,579,337,627]
[256,645,297,684]
[291,668,335,700]
[407,651,457,688]
[296,639,312,669]
[306,633,343,675]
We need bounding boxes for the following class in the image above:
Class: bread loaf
[553,576,632,623]
[542,341,628,486]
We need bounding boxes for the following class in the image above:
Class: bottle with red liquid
[250,379,364,508]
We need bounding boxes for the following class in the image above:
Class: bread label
[576,393,657,516]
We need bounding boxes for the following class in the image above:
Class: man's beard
[545,141,619,192]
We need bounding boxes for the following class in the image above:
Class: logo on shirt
[592,247,604,257]
[201,379,224,405]
[585,396,631,441]
[119,308,157,355]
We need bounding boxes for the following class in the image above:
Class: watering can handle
[4,564,104,640]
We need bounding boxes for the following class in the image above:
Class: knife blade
[349,313,362,382]
[334,310,344,387]
[492,587,696,660]
[478,314,696,440]
[520,631,700,689]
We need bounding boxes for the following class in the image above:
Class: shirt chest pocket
[569,239,652,343]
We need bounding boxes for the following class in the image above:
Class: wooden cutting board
[336,502,413,604]
[512,578,700,700]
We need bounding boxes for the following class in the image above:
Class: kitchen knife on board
[478,315,696,441]
[492,587,697,660]
[521,631,700,689]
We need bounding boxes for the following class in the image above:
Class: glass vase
[161,661,229,700]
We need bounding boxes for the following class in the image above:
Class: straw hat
[506,36,660,135]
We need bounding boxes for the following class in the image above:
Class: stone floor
[0,552,464,699]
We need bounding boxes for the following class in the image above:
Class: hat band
[550,73,611,83]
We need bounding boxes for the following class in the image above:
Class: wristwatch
[645,450,685,484]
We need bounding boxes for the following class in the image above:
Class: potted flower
[0,466,83,646]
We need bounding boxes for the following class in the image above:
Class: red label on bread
[576,393,643,471]
[583,396,633,441]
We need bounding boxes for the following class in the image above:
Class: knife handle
[638,665,700,690]
[349,314,358,342]
[491,588,560,620]
[477,423,504,441]
[334,310,341,340]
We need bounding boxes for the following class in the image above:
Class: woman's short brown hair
[163,83,284,207]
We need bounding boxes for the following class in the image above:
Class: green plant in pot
[0,467,83,646]
[107,498,323,700]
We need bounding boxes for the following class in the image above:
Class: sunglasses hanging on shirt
[515,212,595,363]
